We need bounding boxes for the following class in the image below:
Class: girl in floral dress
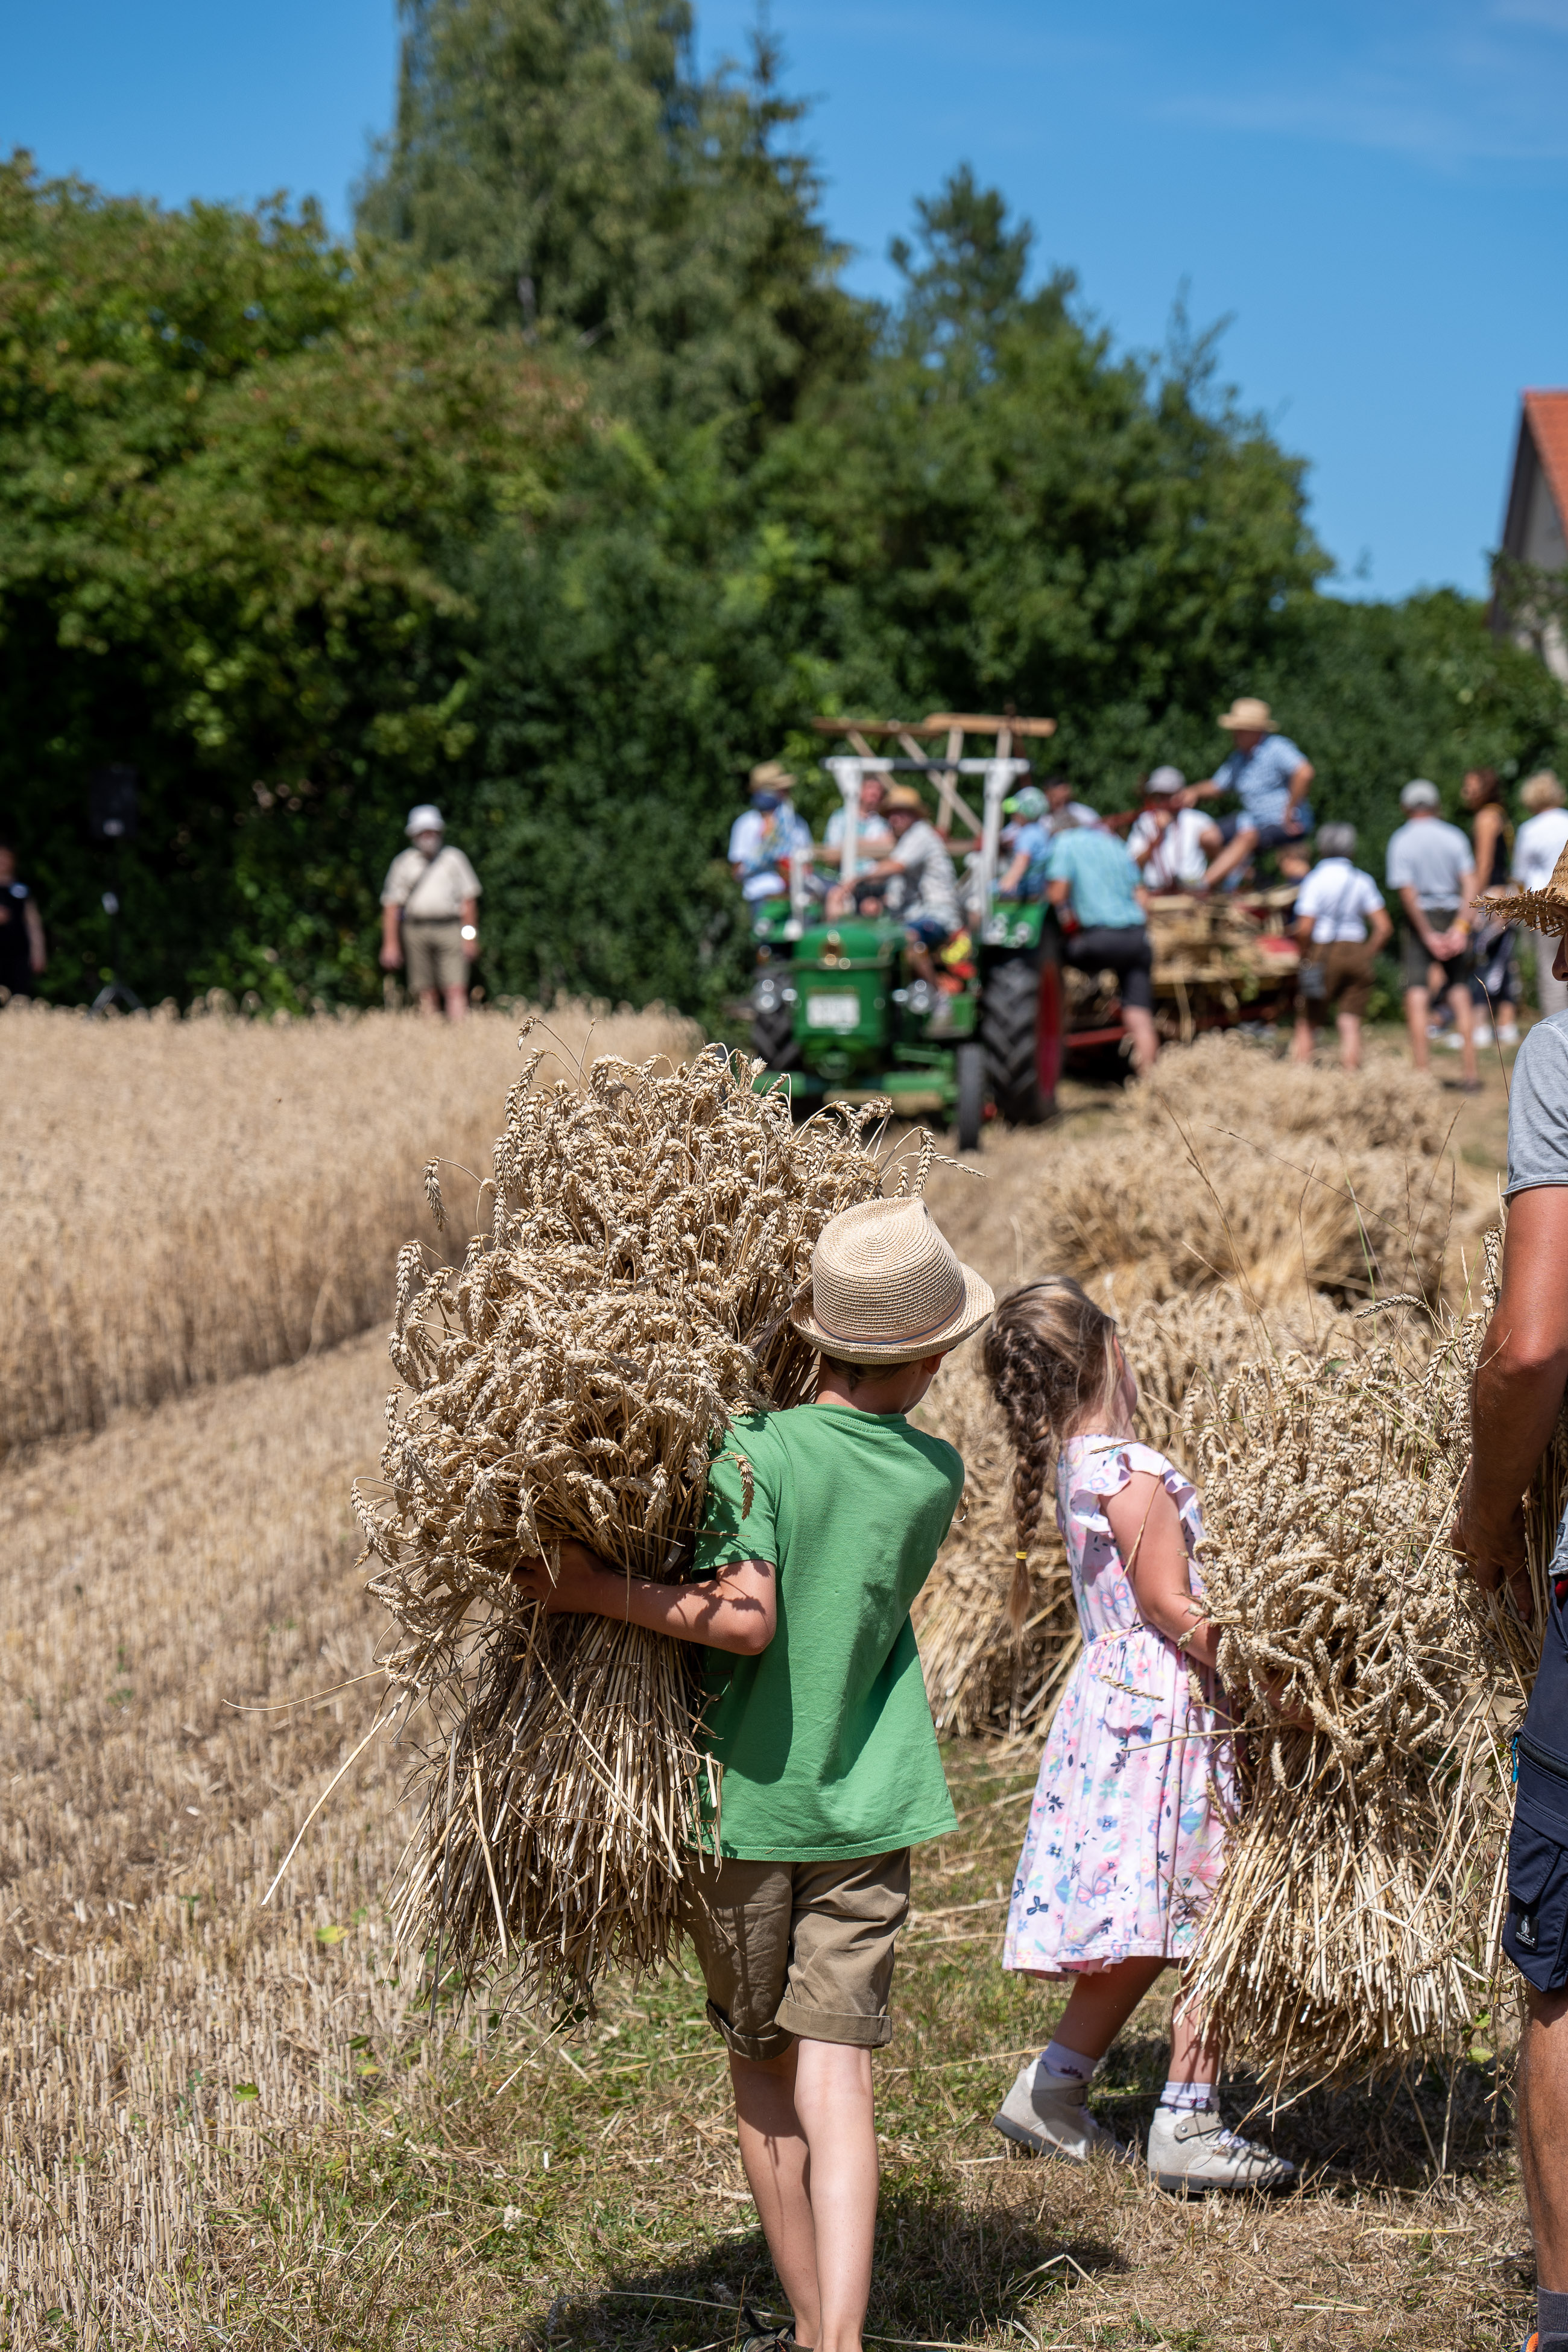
[981,1277,1294,2194]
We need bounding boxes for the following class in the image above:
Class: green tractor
[747,715,1066,1149]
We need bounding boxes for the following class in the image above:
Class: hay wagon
[1047,887,1301,1086]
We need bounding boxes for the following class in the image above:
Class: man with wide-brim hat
[859,781,963,983]
[1453,838,1568,2350]
[1190,696,1315,894]
[514,1190,992,2352]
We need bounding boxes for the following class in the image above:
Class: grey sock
[1538,2284,1568,2350]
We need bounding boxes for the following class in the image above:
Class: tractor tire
[955,1041,986,1153]
[981,950,1059,1125]
[750,999,800,1072]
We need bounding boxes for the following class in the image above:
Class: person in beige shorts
[379,804,481,1020]
[516,1197,994,2352]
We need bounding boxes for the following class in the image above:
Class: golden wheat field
[0,999,696,1452]
[0,1015,1526,2348]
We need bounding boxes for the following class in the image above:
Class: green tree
[358,0,871,438]
[0,155,583,1005]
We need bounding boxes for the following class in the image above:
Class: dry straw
[358,1037,900,2008]
[1184,1230,1549,2087]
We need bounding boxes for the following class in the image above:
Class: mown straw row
[0,997,694,1449]
[359,1042,897,2008]
[1183,1239,1544,2085]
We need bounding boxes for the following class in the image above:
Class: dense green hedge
[1,5,1563,1019]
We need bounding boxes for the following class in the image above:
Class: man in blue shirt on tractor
[1191,696,1315,894]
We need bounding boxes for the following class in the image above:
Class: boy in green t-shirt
[516,1195,994,2352]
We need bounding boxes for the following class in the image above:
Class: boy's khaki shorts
[684,1849,911,2061]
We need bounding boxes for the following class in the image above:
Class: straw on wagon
[1181,1236,1546,2088]
[354,1037,895,2011]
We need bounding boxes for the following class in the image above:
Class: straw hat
[749,760,795,794]
[881,782,926,815]
[1216,697,1274,733]
[1490,839,1568,937]
[789,1197,995,1365]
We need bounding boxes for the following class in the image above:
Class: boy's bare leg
[730,2038,879,2352]
[730,2046,819,2345]
[793,2040,877,2352]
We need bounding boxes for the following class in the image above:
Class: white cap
[1400,779,1439,812]
[406,803,445,836]
[1145,765,1186,797]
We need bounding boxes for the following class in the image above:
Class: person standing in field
[983,1278,1295,2193]
[1042,822,1159,1073]
[516,1198,994,2352]
[0,835,46,1000]
[1288,823,1392,1073]
[1452,843,1568,2352]
[1514,772,1568,1020]
[1461,766,1520,1049]
[1385,779,1479,1089]
[1192,697,1315,894]
[379,805,481,1022]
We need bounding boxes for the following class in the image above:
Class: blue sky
[5,0,1567,602]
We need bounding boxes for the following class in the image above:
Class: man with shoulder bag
[1289,823,1391,1072]
[380,805,482,1022]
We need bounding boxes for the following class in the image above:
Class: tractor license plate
[806,992,861,1032]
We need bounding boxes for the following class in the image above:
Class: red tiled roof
[1525,390,1568,533]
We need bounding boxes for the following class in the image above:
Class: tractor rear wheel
[981,951,1058,1124]
[750,999,800,1072]
[955,1042,986,1153]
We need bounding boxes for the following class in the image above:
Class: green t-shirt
[694,1403,963,1861]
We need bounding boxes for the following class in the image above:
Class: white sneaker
[1442,1026,1484,1049]
[1496,1021,1520,1046]
[1146,2104,1296,2195]
[993,2066,1129,2163]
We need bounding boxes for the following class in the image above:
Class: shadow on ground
[533,2190,1122,2352]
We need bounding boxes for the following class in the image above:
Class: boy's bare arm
[514,1538,777,1655]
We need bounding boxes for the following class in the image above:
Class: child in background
[518,1196,994,2352]
[981,1278,1295,2194]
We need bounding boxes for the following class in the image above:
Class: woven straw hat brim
[789,1262,996,1365]
[1482,882,1568,936]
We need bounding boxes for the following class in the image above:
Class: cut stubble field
[0,1007,1537,2348]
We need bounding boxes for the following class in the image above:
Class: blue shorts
[906,914,953,949]
[1218,811,1313,853]
[1504,1808,1568,1993]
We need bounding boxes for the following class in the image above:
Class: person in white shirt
[1514,771,1568,1019]
[729,763,816,908]
[380,804,481,1022]
[1288,824,1392,1072]
[1126,767,1218,893]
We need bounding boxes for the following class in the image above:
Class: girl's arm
[513,1538,777,1656]
[1102,1472,1219,1674]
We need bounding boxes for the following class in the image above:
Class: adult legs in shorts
[1291,943,1373,1072]
[1201,811,1312,896]
[686,1852,910,2352]
[1400,914,1476,1083]
[1062,926,1158,1073]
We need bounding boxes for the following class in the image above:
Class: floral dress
[1002,1435,1236,1976]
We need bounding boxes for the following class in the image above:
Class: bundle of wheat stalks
[356,1037,892,2009]
[1184,1236,1554,2085]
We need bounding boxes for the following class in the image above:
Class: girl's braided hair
[981,1277,1121,1635]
